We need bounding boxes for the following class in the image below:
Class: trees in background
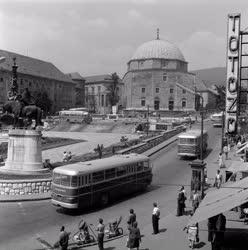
[33,90,52,116]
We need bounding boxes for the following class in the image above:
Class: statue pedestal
[2,129,46,173]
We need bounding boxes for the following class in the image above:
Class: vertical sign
[225,13,241,134]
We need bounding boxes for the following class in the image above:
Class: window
[98,86,101,93]
[93,171,104,183]
[85,87,88,93]
[137,162,143,172]
[163,73,167,81]
[105,168,116,179]
[154,99,160,110]
[155,87,159,93]
[141,87,146,93]
[144,161,149,169]
[101,95,104,107]
[168,100,174,111]
[71,176,78,187]
[182,89,186,94]
[117,166,126,176]
[61,175,70,186]
[29,82,32,87]
[182,99,186,108]
[161,60,168,68]
[91,87,95,93]
[170,88,174,94]
[141,99,146,106]
[0,78,3,82]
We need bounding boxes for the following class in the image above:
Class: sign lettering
[225,13,241,134]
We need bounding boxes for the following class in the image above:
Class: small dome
[131,39,185,62]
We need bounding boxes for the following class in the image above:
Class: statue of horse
[1,99,43,129]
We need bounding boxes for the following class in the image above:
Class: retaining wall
[0,178,51,196]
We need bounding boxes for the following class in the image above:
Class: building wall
[123,69,195,111]
[0,70,76,113]
[85,81,123,114]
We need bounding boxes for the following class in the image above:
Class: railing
[117,125,185,155]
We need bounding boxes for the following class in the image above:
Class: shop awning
[188,177,248,226]
[227,161,248,173]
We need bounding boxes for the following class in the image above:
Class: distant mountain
[191,67,226,88]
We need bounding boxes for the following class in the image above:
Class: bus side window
[71,176,78,187]
[105,168,116,179]
[117,166,126,176]
[93,171,104,183]
[144,161,149,169]
[137,162,143,172]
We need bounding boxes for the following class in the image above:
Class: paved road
[0,121,221,250]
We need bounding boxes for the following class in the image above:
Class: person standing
[218,153,224,168]
[214,170,222,189]
[55,226,69,250]
[215,213,226,250]
[152,202,160,234]
[223,145,228,160]
[96,218,105,250]
[127,209,136,227]
[127,222,141,250]
[177,187,186,216]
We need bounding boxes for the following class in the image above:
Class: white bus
[51,154,152,209]
[59,109,92,124]
[178,130,208,158]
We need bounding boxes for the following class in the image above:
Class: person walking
[96,218,105,250]
[214,170,222,189]
[152,202,160,234]
[127,209,136,227]
[192,190,200,213]
[127,221,141,250]
[54,226,69,250]
[177,186,186,216]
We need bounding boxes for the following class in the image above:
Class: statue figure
[0,58,43,129]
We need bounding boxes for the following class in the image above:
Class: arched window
[182,98,186,108]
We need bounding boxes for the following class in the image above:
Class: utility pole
[147,105,149,136]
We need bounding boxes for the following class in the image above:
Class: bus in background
[59,109,92,124]
[178,129,208,158]
[51,153,152,209]
[211,112,224,127]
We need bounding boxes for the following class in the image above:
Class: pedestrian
[63,151,68,162]
[96,218,105,250]
[208,216,218,250]
[54,226,69,250]
[223,145,228,160]
[177,186,186,216]
[214,170,222,189]
[192,190,200,213]
[127,221,141,250]
[218,153,224,168]
[237,140,242,149]
[127,209,136,227]
[215,213,226,248]
[67,151,72,161]
[152,202,160,234]
[184,213,199,249]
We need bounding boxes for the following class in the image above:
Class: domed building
[123,32,213,115]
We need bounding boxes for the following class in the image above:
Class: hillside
[191,67,226,88]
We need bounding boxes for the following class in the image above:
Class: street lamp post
[198,95,204,161]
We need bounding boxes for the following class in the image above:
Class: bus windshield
[179,138,196,144]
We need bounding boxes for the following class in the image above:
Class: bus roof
[178,129,207,139]
[53,153,149,176]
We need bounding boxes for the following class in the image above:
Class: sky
[0,0,248,78]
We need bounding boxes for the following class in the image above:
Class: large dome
[131,39,185,62]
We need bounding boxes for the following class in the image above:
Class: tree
[107,72,120,106]
[33,90,52,116]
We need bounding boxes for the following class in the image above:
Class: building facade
[0,50,76,113]
[123,36,210,114]
[84,74,124,114]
